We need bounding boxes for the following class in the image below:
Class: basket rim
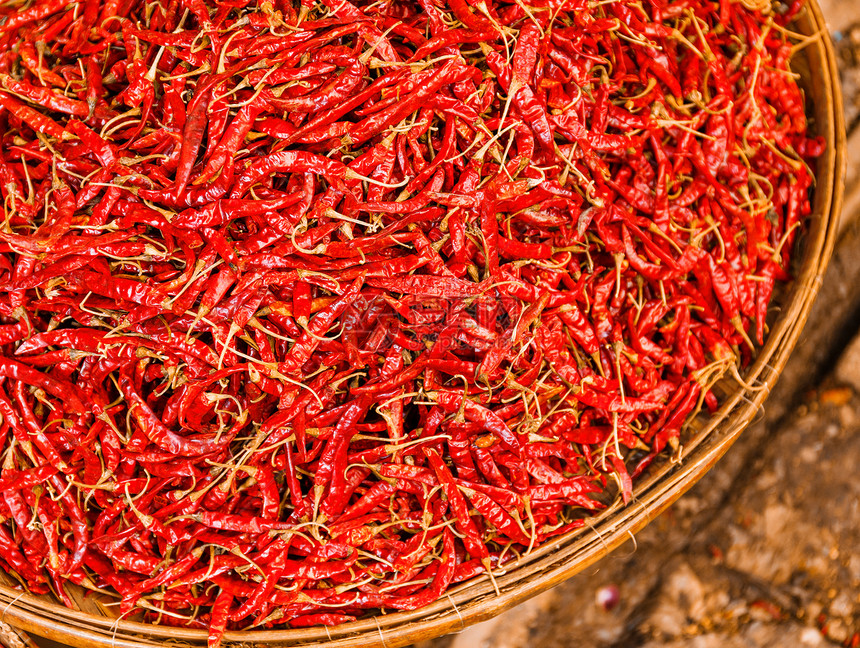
[0,2,846,646]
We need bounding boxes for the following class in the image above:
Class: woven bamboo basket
[0,1,845,646]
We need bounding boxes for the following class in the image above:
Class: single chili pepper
[409,29,495,62]
[316,396,372,518]
[1,74,115,121]
[194,93,269,185]
[0,0,74,33]
[229,150,354,198]
[348,60,477,146]
[17,41,67,87]
[556,303,600,357]
[290,613,357,628]
[169,84,212,197]
[448,0,493,32]
[461,485,530,544]
[270,59,365,114]
[0,91,64,137]
[0,464,58,492]
[424,447,488,560]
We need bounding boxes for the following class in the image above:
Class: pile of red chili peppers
[0,0,823,644]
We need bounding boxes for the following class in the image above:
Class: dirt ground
[412,3,860,646]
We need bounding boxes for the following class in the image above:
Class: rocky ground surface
[412,3,860,647]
